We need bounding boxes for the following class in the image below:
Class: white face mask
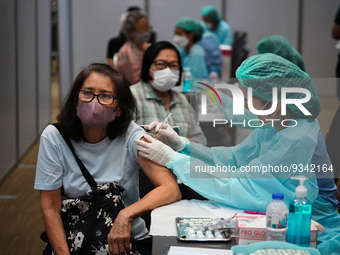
[172,35,189,48]
[150,68,180,92]
[204,22,213,30]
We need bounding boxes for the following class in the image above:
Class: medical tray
[176,217,233,242]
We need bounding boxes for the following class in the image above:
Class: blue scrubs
[166,119,340,255]
[178,44,209,78]
[201,20,233,46]
[198,31,222,74]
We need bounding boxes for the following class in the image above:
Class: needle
[158,112,172,131]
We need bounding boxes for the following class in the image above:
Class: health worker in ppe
[216,35,338,202]
[135,53,340,255]
[172,17,209,78]
[201,5,233,46]
[217,35,307,128]
[256,35,337,210]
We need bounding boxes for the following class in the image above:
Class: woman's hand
[144,121,186,152]
[108,210,133,255]
[135,133,177,166]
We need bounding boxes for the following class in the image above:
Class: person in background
[332,5,340,101]
[106,6,156,69]
[218,34,307,125]
[201,5,233,46]
[130,41,207,145]
[35,63,181,255]
[197,30,222,75]
[172,17,208,78]
[136,54,340,255]
[115,10,152,85]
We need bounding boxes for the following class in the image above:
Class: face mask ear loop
[272,110,278,119]
[261,101,279,119]
[260,101,270,110]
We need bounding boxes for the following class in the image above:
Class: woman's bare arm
[108,137,181,255]
[40,189,71,255]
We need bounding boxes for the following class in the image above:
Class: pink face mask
[76,101,117,129]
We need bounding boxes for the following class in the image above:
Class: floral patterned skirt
[42,182,140,255]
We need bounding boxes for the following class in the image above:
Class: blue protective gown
[178,44,209,78]
[197,31,222,74]
[216,92,338,207]
[201,20,233,46]
[166,119,340,254]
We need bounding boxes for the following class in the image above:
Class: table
[152,236,235,255]
[150,200,247,254]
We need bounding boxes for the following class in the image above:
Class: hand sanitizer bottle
[286,176,312,247]
[183,67,191,92]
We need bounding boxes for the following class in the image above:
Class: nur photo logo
[197,82,222,115]
[198,82,312,128]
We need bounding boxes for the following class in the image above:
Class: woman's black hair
[140,41,183,86]
[57,63,139,141]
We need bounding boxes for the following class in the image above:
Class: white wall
[0,0,51,181]
[227,0,299,58]
[70,0,144,83]
[149,0,221,42]
[37,0,52,133]
[0,1,17,180]
[17,0,37,156]
[302,0,339,95]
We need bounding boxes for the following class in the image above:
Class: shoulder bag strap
[52,123,101,255]
[52,123,97,187]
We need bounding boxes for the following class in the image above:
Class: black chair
[230,31,249,78]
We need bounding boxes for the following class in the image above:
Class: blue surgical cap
[236,53,320,120]
[176,17,204,40]
[257,35,305,71]
[201,5,222,21]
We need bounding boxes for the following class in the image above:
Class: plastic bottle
[286,176,312,247]
[266,193,288,242]
[209,68,219,84]
[183,67,191,92]
[219,45,232,79]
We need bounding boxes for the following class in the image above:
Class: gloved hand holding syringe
[143,112,186,152]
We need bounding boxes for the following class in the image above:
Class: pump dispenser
[294,176,308,198]
[286,176,312,247]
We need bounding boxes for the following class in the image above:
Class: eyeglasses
[135,26,153,33]
[153,60,179,70]
[78,90,118,105]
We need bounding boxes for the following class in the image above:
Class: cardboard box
[235,215,318,248]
